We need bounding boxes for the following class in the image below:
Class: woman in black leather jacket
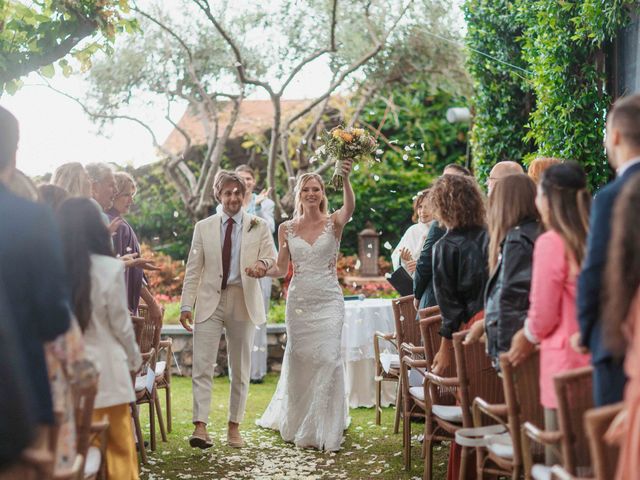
[465,174,541,369]
[429,174,489,374]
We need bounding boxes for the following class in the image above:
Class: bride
[256,160,354,451]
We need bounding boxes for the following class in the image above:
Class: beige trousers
[192,285,256,424]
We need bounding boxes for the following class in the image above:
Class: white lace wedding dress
[257,216,350,451]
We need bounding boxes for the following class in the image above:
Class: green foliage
[0,0,136,91]
[519,0,632,188]
[328,84,468,255]
[464,0,632,189]
[463,0,534,184]
[125,164,194,260]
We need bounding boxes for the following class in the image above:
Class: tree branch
[191,0,276,96]
[1,14,97,85]
[195,91,244,216]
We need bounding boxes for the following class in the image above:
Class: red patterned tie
[221,218,235,289]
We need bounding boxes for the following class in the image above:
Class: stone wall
[161,324,287,377]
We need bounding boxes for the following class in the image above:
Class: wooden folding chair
[522,366,593,479]
[473,350,543,479]
[373,328,398,426]
[390,295,420,434]
[70,360,107,480]
[138,304,171,436]
[130,315,160,464]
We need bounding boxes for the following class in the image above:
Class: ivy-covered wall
[464,0,634,189]
[463,0,534,184]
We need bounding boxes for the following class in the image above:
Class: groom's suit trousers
[192,285,256,424]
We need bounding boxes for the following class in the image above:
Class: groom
[180,170,277,449]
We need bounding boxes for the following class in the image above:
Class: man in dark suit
[576,94,640,406]
[0,106,71,427]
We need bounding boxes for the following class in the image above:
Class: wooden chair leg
[424,436,433,480]
[131,403,147,464]
[403,408,412,470]
[165,385,172,433]
[149,395,156,452]
[375,378,382,425]
[154,393,167,442]
[459,446,469,480]
[394,377,402,434]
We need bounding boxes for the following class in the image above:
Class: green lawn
[139,375,448,479]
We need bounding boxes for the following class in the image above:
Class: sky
[2,58,334,177]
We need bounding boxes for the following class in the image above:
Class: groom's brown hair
[213,170,246,202]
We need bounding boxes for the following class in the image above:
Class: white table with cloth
[342,298,399,408]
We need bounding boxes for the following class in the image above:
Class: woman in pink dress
[508,162,592,462]
[603,173,640,479]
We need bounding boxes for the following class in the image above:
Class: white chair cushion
[431,405,463,423]
[84,446,101,477]
[155,361,166,376]
[379,353,400,373]
[486,432,514,459]
[134,375,147,392]
[531,464,552,480]
[409,386,425,401]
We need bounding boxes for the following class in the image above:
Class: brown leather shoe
[189,424,213,449]
[227,430,244,448]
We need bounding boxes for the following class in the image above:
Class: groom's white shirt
[180,210,277,325]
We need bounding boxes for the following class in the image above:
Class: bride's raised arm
[332,159,355,229]
[267,222,291,278]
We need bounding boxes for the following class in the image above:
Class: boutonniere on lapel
[248,218,260,232]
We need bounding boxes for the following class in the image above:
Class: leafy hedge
[463,0,534,184]
[464,0,633,189]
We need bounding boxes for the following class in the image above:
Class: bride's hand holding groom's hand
[245,261,268,278]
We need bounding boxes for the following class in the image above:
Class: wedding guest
[486,160,524,196]
[0,107,71,444]
[602,174,640,479]
[0,281,36,471]
[508,162,591,463]
[57,198,141,480]
[414,164,473,310]
[527,157,561,184]
[6,169,38,201]
[427,173,488,480]
[85,162,117,227]
[464,175,540,371]
[51,162,92,197]
[430,174,488,375]
[38,184,69,211]
[577,94,640,407]
[236,165,275,383]
[108,172,162,323]
[391,188,431,275]
[39,183,87,478]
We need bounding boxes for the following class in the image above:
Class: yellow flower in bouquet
[315,125,379,189]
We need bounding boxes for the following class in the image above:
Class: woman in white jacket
[58,198,142,480]
[391,188,432,275]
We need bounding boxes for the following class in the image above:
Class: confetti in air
[383,241,393,250]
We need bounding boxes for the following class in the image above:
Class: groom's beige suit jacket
[180,211,277,325]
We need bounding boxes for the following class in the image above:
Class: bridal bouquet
[315,126,378,189]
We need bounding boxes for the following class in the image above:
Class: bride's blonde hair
[294,173,328,217]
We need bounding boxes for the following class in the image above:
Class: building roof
[162,99,312,155]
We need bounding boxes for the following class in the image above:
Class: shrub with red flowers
[140,243,185,303]
[337,254,397,298]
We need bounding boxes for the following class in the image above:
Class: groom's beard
[223,202,242,216]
